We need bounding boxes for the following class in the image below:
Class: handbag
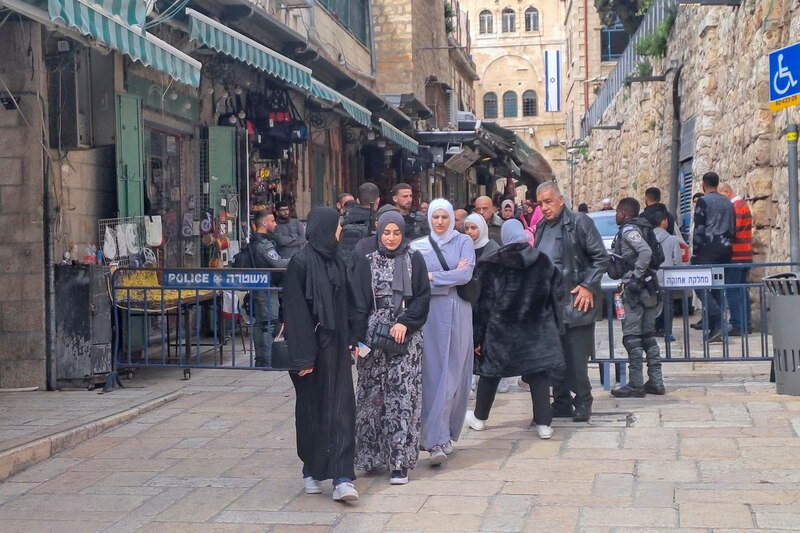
[428,237,481,304]
[370,320,409,355]
[269,323,294,369]
[144,215,163,247]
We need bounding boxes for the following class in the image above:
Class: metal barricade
[111,267,286,381]
[592,262,800,390]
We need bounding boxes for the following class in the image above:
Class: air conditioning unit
[543,139,558,148]
[457,110,476,121]
[445,90,458,126]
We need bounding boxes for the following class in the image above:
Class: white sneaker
[465,410,486,431]
[442,440,454,455]
[429,445,447,466]
[332,481,359,502]
[497,378,510,393]
[303,476,322,494]
[535,425,553,440]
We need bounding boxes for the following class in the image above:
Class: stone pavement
[1,360,799,532]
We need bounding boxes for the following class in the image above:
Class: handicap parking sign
[770,42,800,112]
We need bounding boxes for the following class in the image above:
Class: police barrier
[111,267,286,380]
[593,262,800,390]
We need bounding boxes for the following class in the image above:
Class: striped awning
[48,0,201,87]
[379,118,419,154]
[91,0,145,27]
[310,79,372,127]
[186,8,312,92]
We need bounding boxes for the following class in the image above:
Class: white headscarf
[465,213,489,249]
[427,198,457,245]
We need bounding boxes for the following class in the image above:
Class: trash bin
[764,273,800,395]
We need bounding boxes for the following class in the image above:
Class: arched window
[502,8,515,33]
[502,91,518,118]
[525,7,539,32]
[479,10,493,34]
[522,90,538,117]
[483,92,498,119]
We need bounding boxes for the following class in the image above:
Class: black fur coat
[473,243,566,379]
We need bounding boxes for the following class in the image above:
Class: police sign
[163,270,270,289]
[769,42,800,112]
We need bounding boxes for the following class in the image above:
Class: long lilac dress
[411,204,475,451]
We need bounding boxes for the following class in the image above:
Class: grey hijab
[377,211,413,313]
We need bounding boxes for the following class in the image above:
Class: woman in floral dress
[350,211,431,485]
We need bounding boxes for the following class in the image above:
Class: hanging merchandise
[200,209,214,235]
[103,226,118,260]
[144,215,164,247]
[182,213,194,238]
[216,95,238,127]
[255,89,307,159]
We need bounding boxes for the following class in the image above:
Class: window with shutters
[483,92,498,119]
[502,8,515,33]
[522,90,538,117]
[502,91,518,118]
[479,10,493,34]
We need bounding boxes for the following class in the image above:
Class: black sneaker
[610,384,646,398]
[389,468,409,485]
[572,404,592,422]
[708,330,724,344]
[690,320,704,330]
[644,380,666,395]
[551,405,574,418]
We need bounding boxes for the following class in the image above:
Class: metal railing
[581,0,678,137]
[593,262,800,388]
[111,268,287,380]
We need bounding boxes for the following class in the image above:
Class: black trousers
[552,324,594,412]
[474,372,552,426]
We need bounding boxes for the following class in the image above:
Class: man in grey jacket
[535,182,609,422]
[250,209,290,367]
[273,201,307,258]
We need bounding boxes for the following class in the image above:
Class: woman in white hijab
[464,213,500,260]
[410,199,475,465]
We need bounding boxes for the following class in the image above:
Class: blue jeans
[725,265,751,331]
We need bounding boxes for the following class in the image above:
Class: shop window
[145,129,184,266]
[601,22,629,62]
[479,10,493,34]
[525,7,539,32]
[502,91,518,118]
[502,8,515,33]
[522,90,538,117]
[318,0,370,45]
[483,92,498,119]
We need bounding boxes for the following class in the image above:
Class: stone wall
[0,22,47,388]
[575,0,800,263]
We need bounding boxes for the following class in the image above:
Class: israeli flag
[545,49,561,112]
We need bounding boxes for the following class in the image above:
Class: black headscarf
[377,211,413,313]
[304,206,344,331]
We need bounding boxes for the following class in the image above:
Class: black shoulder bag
[428,237,481,304]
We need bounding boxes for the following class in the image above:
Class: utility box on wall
[47,45,116,149]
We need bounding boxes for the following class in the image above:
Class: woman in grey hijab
[351,211,431,485]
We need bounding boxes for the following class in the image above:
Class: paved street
[1,360,800,532]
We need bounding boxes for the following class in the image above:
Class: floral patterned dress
[355,251,424,472]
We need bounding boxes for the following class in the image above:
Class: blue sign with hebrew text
[162,270,270,289]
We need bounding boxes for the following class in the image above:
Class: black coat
[473,243,566,379]
[283,247,356,482]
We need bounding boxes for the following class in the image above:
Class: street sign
[769,42,800,112]
[662,267,725,288]
[162,270,270,289]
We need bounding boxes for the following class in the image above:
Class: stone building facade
[574,0,800,263]
[461,0,567,179]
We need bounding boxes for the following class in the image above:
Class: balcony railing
[581,0,677,138]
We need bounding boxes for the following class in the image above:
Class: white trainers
[442,440,454,455]
[429,445,447,466]
[535,425,553,440]
[303,476,322,494]
[332,481,359,502]
[497,378,510,393]
[465,410,486,431]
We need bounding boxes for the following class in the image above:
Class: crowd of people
[245,173,753,502]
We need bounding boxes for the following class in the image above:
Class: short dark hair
[578,202,589,213]
[645,187,661,203]
[337,192,353,203]
[275,201,289,210]
[650,205,669,225]
[692,192,705,201]
[617,197,640,219]
[702,172,720,188]
[253,208,273,225]
[358,182,380,205]
[391,183,412,197]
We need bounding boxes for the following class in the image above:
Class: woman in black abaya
[283,206,359,502]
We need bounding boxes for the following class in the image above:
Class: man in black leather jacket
[534,182,609,422]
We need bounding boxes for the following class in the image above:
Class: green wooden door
[115,94,145,217]
[207,126,236,201]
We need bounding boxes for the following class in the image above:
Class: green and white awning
[91,0,145,27]
[186,8,312,92]
[310,79,372,127]
[48,0,201,87]
[379,118,418,154]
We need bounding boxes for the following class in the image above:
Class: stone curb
[0,390,183,483]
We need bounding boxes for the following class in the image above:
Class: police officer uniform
[611,219,665,397]
[250,232,289,367]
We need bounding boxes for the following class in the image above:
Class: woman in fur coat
[466,220,566,439]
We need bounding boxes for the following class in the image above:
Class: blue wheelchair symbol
[774,54,798,96]
[770,43,800,103]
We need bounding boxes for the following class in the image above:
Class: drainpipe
[367,0,377,78]
[583,0,589,113]
[44,155,56,391]
[668,65,683,217]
